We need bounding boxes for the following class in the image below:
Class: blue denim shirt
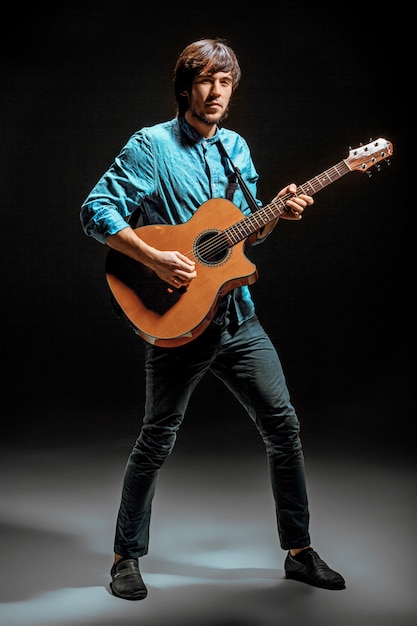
[80,116,264,325]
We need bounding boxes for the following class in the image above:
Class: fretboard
[225,159,351,245]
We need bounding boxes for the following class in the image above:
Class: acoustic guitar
[105,137,393,347]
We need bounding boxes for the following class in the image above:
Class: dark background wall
[2,2,409,460]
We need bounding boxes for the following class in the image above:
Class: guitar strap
[215,139,260,330]
[217,139,259,213]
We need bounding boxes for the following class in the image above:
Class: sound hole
[195,230,230,266]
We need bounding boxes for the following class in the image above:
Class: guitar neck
[225,159,350,244]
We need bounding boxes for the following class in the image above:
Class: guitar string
[174,135,392,265]
[182,162,350,264]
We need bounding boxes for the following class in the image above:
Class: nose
[210,80,221,95]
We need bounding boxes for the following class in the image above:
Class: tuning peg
[386,159,391,166]
[375,164,381,172]
[366,170,373,178]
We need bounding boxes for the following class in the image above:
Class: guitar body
[105,198,258,347]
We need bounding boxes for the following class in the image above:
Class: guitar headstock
[345,138,393,173]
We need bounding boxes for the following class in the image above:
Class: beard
[188,102,230,126]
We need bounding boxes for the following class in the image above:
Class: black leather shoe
[110,558,148,600]
[285,549,346,590]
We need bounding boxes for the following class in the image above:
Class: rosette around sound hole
[195,230,230,266]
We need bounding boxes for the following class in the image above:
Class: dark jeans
[114,315,310,558]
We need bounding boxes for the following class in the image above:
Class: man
[80,37,346,600]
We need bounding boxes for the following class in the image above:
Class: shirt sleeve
[80,131,156,244]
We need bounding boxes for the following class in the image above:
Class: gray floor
[0,440,415,626]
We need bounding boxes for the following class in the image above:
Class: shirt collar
[178,115,220,145]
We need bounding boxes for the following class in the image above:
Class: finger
[286,203,303,218]
[177,253,196,268]
[299,194,314,205]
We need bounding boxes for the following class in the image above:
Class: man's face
[186,71,234,126]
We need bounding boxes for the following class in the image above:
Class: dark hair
[173,38,241,116]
